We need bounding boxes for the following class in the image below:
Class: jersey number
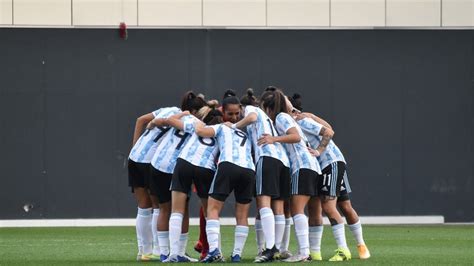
[235,130,248,147]
[153,127,171,143]
[174,129,190,150]
[198,137,216,147]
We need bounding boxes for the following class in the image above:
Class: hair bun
[223,89,236,98]
[207,99,219,108]
[246,88,254,97]
[292,93,301,100]
[188,91,196,99]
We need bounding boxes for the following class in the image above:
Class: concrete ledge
[0,216,444,228]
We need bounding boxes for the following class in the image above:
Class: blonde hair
[196,99,219,120]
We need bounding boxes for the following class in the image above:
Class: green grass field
[0,225,473,265]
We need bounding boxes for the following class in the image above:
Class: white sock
[274,215,286,250]
[232,225,249,256]
[309,226,324,252]
[206,219,220,252]
[157,231,170,256]
[137,207,153,255]
[348,220,365,245]
[259,207,275,249]
[179,233,189,256]
[280,218,291,252]
[136,211,143,255]
[152,209,160,255]
[293,214,310,256]
[332,223,348,249]
[169,212,183,256]
[255,218,265,252]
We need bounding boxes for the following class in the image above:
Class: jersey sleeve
[151,108,162,117]
[298,118,323,136]
[244,105,257,116]
[276,113,297,134]
[207,124,221,137]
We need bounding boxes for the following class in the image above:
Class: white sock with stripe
[137,207,153,255]
[168,212,183,256]
[179,233,189,256]
[206,219,220,252]
[152,208,160,255]
[280,218,292,252]
[274,215,286,250]
[259,207,275,249]
[293,214,310,256]
[332,223,348,249]
[157,231,170,256]
[309,225,324,252]
[348,220,365,245]
[232,225,249,256]
[255,218,265,252]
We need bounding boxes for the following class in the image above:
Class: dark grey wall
[0,29,472,222]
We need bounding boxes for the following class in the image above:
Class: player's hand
[181,110,190,116]
[308,147,320,157]
[223,122,233,128]
[258,134,275,146]
[295,112,308,121]
[146,121,155,130]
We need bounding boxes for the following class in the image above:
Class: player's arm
[233,112,257,129]
[308,113,333,130]
[257,127,301,145]
[132,113,155,146]
[165,111,190,130]
[195,122,217,138]
[314,126,334,156]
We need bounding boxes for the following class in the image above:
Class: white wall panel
[267,0,329,26]
[0,0,12,24]
[387,0,441,26]
[442,0,474,26]
[203,0,266,26]
[14,0,71,25]
[331,0,385,26]
[73,0,137,26]
[138,0,201,26]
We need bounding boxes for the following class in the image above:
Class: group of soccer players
[127,87,371,263]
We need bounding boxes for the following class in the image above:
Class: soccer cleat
[163,254,197,263]
[282,254,311,262]
[328,248,352,261]
[278,250,293,260]
[184,253,199,262]
[201,248,223,263]
[140,253,161,261]
[357,244,371,259]
[160,254,169,262]
[310,251,322,261]
[254,246,278,263]
[231,254,241,262]
[194,241,204,253]
[200,251,208,261]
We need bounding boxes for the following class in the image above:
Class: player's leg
[274,164,292,259]
[151,196,160,257]
[279,199,292,258]
[338,195,370,259]
[320,162,351,261]
[308,196,324,261]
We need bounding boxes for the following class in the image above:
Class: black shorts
[291,168,319,196]
[209,162,255,204]
[319,161,351,199]
[149,166,173,204]
[255,156,290,200]
[128,159,150,193]
[171,158,215,199]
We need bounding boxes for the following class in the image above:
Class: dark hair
[290,93,302,111]
[222,89,240,111]
[240,88,258,106]
[265,86,278,92]
[181,91,206,113]
[259,89,288,121]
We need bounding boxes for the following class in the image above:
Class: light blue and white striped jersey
[129,107,181,163]
[275,113,321,175]
[244,106,290,167]
[151,115,194,173]
[297,117,346,170]
[209,124,255,171]
[178,116,219,171]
